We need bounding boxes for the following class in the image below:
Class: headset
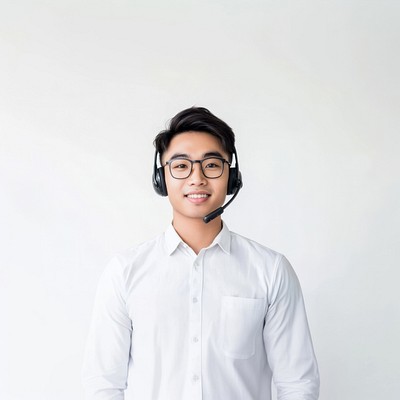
[152,146,243,223]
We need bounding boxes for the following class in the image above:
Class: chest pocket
[220,296,266,359]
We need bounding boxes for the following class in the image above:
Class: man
[82,107,320,399]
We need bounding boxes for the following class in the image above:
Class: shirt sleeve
[82,255,132,400]
[263,255,320,400]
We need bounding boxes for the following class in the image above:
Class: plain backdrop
[1,1,399,399]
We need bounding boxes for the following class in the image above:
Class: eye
[173,163,189,169]
[205,162,219,169]
[170,159,191,170]
[204,158,223,169]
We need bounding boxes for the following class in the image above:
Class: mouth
[185,193,210,199]
[184,192,211,203]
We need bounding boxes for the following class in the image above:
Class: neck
[172,214,223,254]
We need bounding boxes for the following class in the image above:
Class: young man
[82,107,320,399]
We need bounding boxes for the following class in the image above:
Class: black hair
[153,107,235,161]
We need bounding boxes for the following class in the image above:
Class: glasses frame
[164,156,231,180]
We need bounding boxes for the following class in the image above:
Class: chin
[175,208,211,221]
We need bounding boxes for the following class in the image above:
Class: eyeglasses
[164,156,231,179]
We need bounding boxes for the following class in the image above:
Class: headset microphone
[203,183,241,223]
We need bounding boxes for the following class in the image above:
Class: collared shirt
[82,222,319,400]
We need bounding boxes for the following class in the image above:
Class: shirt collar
[213,221,231,254]
[164,221,231,256]
[164,223,183,255]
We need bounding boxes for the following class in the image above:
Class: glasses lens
[169,159,192,179]
[201,158,224,178]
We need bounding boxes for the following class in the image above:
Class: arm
[263,255,320,400]
[82,256,132,400]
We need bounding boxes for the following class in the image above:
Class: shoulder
[103,233,164,277]
[229,230,284,267]
[227,230,299,299]
[228,230,298,280]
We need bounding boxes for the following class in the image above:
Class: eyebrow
[168,151,224,159]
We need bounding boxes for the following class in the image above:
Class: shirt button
[193,374,199,382]
[192,297,198,303]
[193,336,199,343]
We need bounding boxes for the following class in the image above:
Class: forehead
[164,131,228,160]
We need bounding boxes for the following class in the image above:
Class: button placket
[188,257,203,398]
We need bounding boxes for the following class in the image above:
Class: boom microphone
[203,184,241,224]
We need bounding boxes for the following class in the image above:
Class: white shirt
[82,222,319,400]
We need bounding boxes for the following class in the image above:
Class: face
[162,131,230,224]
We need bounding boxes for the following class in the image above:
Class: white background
[1,1,399,399]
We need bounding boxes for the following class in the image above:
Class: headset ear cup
[227,167,237,195]
[237,170,243,190]
[153,167,168,196]
[227,168,243,195]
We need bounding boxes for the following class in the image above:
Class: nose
[188,161,206,186]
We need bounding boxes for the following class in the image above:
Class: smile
[186,194,210,199]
